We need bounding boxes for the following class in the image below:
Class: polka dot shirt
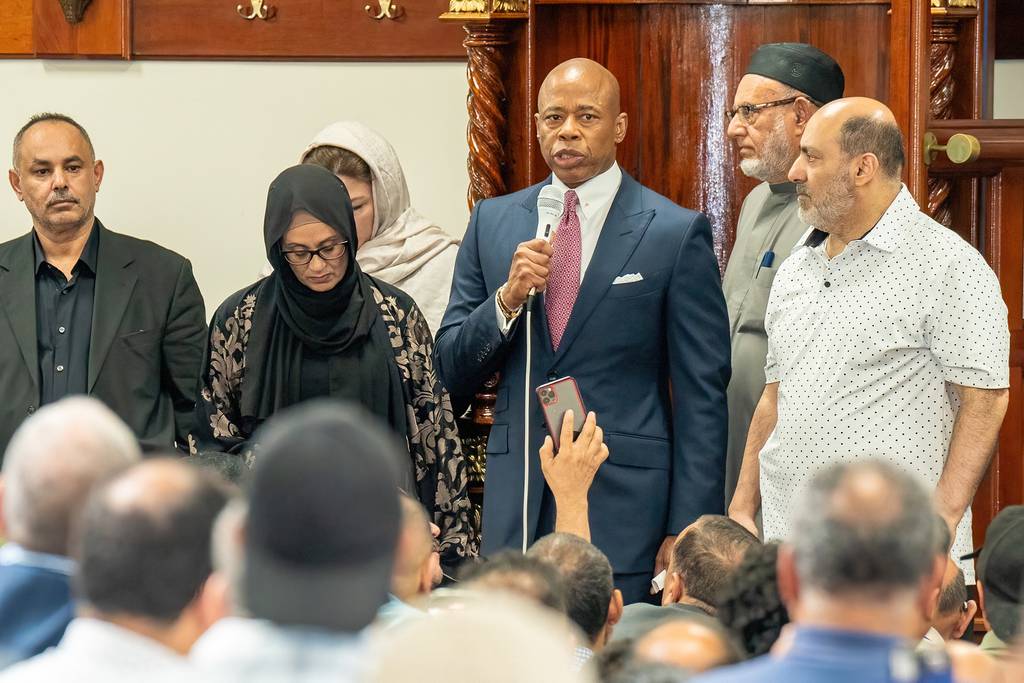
[759,185,1010,579]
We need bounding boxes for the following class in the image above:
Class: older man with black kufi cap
[722,43,844,507]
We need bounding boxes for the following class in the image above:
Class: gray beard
[738,117,795,182]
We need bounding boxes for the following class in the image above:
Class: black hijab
[239,165,407,440]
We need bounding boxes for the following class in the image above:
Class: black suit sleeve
[160,258,206,450]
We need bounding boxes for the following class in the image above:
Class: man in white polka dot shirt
[728,97,1010,579]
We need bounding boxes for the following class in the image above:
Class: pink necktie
[546,189,581,350]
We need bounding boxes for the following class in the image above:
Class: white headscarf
[301,121,461,332]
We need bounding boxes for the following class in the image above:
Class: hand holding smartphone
[536,376,586,447]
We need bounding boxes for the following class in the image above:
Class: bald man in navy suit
[435,58,731,603]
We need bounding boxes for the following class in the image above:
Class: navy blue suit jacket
[0,563,73,669]
[435,172,730,576]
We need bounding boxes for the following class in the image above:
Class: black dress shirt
[33,227,99,405]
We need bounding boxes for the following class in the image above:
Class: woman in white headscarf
[288,121,461,334]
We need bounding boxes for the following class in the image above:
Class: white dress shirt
[0,618,198,682]
[191,617,367,683]
[759,186,1010,579]
[496,163,623,334]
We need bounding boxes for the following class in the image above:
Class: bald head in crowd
[789,97,905,239]
[635,618,742,673]
[0,397,141,556]
[535,58,627,188]
[74,459,230,653]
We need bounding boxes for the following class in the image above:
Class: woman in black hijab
[191,165,477,567]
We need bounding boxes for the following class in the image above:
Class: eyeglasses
[726,96,802,125]
[281,241,348,265]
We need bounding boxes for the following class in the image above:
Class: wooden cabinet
[0,0,33,55]
[132,0,466,59]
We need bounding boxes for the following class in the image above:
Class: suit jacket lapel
[552,173,654,363]
[89,223,137,391]
[0,233,41,391]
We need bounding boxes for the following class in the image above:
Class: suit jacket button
[27,405,36,415]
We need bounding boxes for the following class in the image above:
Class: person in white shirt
[190,400,404,683]
[0,459,230,683]
[728,97,1010,578]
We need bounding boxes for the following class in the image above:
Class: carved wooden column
[926,0,980,227]
[441,1,527,209]
[440,1,527,525]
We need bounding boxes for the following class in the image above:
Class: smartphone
[536,376,586,445]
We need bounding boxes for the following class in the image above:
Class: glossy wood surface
[0,0,32,55]
[132,0,466,59]
[33,0,129,57]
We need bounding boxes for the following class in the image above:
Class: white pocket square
[612,273,644,285]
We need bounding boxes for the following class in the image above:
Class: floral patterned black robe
[189,276,478,567]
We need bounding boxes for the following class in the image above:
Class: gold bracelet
[497,284,522,320]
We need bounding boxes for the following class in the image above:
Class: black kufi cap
[746,43,845,104]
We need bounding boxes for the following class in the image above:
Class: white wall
[994,60,1024,118]
[0,60,470,315]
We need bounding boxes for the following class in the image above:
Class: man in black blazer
[0,113,206,457]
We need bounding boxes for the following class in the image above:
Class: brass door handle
[924,132,981,165]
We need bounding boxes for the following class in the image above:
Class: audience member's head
[369,595,592,683]
[596,637,638,682]
[633,619,742,674]
[529,533,624,649]
[207,498,248,618]
[391,494,435,603]
[932,560,975,641]
[73,458,230,654]
[188,450,249,485]
[778,460,944,638]
[607,661,692,683]
[244,400,405,632]
[0,397,140,556]
[663,515,759,613]
[716,541,790,657]
[461,550,567,614]
[975,505,1024,644]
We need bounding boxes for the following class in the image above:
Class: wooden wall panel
[133,0,466,59]
[34,0,129,57]
[0,0,33,55]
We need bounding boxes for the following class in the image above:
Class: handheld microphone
[527,185,566,307]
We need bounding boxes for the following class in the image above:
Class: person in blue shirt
[695,460,953,683]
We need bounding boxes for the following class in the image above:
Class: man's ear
[954,600,978,640]
[976,581,992,631]
[917,555,946,621]
[662,571,683,606]
[607,588,624,627]
[8,169,24,201]
[193,573,231,631]
[776,545,800,613]
[852,153,881,186]
[792,98,816,133]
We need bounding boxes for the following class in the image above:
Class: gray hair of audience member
[937,564,968,617]
[189,451,249,485]
[369,594,593,683]
[790,460,940,596]
[1,397,141,555]
[211,497,249,617]
[607,661,692,683]
[528,532,614,641]
[460,550,568,614]
[671,515,759,606]
[74,459,231,622]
